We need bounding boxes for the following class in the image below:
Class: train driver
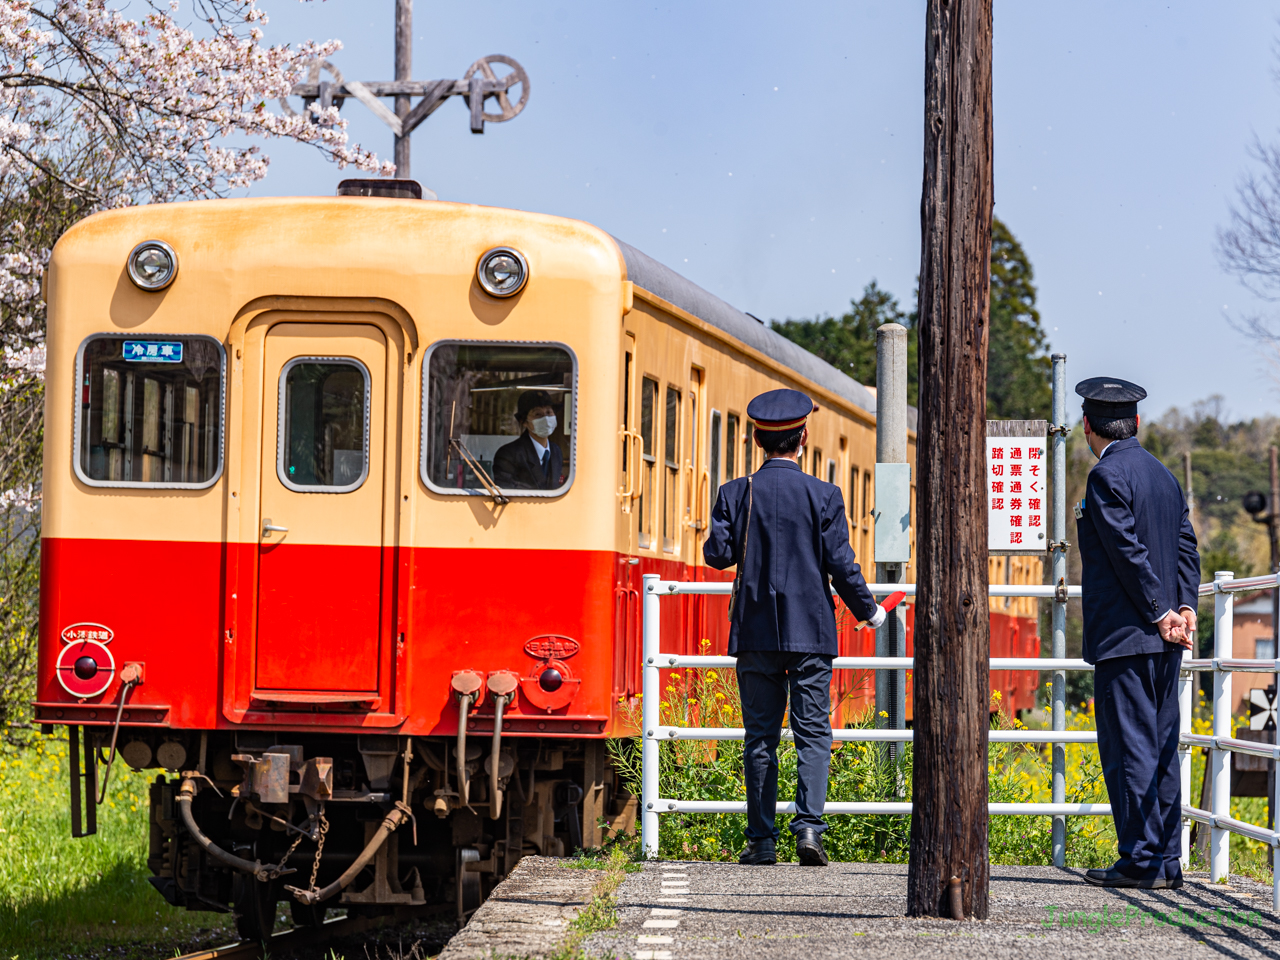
[493,390,565,490]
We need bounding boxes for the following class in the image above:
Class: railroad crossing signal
[1249,685,1277,731]
[281,0,529,179]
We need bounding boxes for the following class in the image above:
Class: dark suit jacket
[704,457,877,656]
[492,432,564,490]
[1076,437,1200,663]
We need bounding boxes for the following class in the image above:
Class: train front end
[36,193,635,933]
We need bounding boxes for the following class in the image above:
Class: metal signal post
[283,0,530,180]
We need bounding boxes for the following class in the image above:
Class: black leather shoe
[1084,867,1165,889]
[795,828,828,866]
[738,839,776,865]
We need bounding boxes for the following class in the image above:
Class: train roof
[612,238,917,432]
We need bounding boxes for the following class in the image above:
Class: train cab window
[75,335,224,488]
[279,359,369,491]
[423,342,575,496]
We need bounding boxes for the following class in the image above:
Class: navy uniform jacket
[1076,437,1200,663]
[704,457,878,656]
[493,432,564,490]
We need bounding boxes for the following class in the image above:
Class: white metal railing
[639,570,1280,911]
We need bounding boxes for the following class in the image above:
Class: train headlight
[538,667,563,692]
[73,656,98,680]
[477,247,528,298]
[127,240,178,291]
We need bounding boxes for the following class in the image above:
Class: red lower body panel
[255,542,381,692]
[37,537,1039,735]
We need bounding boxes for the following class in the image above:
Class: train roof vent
[336,178,436,200]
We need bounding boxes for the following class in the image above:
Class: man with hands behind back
[1073,377,1199,890]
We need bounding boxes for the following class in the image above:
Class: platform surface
[585,861,1280,959]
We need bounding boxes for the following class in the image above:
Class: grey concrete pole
[394,0,413,177]
[1051,353,1067,866]
[875,323,909,754]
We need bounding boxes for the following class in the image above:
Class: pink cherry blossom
[0,0,389,391]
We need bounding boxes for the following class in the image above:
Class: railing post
[1274,737,1280,912]
[641,573,661,859]
[1050,352,1067,866]
[1211,570,1234,882]
[1179,644,1192,869]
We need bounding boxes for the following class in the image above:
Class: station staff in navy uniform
[493,390,564,490]
[704,388,888,867]
[1074,377,1199,889]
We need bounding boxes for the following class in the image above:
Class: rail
[639,570,1280,912]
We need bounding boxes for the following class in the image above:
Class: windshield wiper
[449,437,509,505]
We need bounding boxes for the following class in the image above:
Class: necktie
[542,448,552,484]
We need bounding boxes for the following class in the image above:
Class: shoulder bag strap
[727,477,753,624]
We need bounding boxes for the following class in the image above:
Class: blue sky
[250,1,1280,423]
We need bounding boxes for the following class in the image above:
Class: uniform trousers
[735,650,833,841]
[1094,648,1183,882]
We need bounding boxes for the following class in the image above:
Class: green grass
[565,850,643,873]
[0,733,236,959]
[613,668,1280,879]
[547,847,633,960]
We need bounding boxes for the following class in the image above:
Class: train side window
[743,421,754,474]
[849,466,860,542]
[827,459,836,484]
[423,341,575,497]
[811,447,823,477]
[725,413,738,480]
[709,410,721,506]
[639,377,658,547]
[621,351,632,480]
[75,334,224,488]
[279,358,370,491]
[662,385,680,552]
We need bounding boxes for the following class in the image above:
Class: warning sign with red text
[987,436,1047,551]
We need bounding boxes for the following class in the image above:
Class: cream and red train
[36,180,1040,936]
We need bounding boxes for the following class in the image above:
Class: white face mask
[530,415,557,439]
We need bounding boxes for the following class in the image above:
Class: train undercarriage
[69,726,635,940]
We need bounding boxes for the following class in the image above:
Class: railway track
[172,906,450,960]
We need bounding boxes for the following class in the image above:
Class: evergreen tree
[772,281,919,404]
[771,218,1052,418]
[987,219,1052,420]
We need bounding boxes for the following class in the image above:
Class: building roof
[1235,591,1276,617]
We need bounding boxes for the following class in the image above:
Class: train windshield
[423,342,574,496]
[76,335,224,487]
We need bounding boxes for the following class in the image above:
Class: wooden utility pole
[907,0,994,920]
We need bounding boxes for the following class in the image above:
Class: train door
[253,323,389,696]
